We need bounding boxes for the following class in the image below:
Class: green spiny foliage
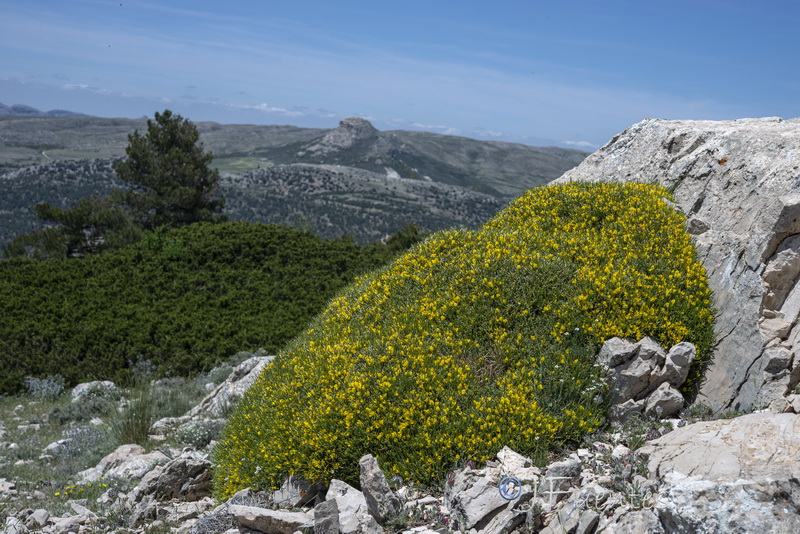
[212,182,715,498]
[0,221,402,393]
[3,193,143,260]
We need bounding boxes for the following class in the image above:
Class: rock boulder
[299,117,379,156]
[149,355,273,440]
[71,380,118,403]
[599,337,695,419]
[358,454,402,524]
[77,444,170,483]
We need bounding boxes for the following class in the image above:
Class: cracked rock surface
[555,116,800,412]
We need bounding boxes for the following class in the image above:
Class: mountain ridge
[0,114,587,248]
[0,102,89,118]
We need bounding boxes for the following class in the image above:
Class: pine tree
[113,110,226,230]
[4,110,226,259]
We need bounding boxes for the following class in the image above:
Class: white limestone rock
[787,393,800,413]
[610,399,644,422]
[597,509,664,534]
[635,336,667,367]
[229,505,313,534]
[496,446,541,483]
[1,517,27,534]
[540,458,581,507]
[641,412,800,481]
[600,337,694,420]
[150,355,274,438]
[644,382,685,417]
[445,459,536,531]
[24,509,49,530]
[187,355,274,419]
[660,342,696,388]
[597,337,637,368]
[555,116,800,412]
[314,498,340,534]
[656,476,800,533]
[359,454,402,524]
[70,380,118,403]
[77,444,170,483]
[610,356,657,404]
[325,479,383,534]
[43,438,72,455]
[131,450,212,503]
[640,412,800,532]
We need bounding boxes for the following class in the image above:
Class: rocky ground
[3,338,799,533]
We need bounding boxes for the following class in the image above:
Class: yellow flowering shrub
[212,182,715,498]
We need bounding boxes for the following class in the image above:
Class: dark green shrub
[0,222,397,393]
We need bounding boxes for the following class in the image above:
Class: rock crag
[298,117,379,156]
[555,116,800,412]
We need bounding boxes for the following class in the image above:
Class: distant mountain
[0,158,504,247]
[250,117,586,198]
[0,115,586,195]
[0,103,89,118]
[0,115,588,247]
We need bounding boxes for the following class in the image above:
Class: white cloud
[470,128,504,138]
[563,140,598,149]
[231,103,306,117]
[61,83,136,98]
[63,83,96,92]
[411,123,461,136]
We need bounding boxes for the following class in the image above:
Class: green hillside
[0,115,587,248]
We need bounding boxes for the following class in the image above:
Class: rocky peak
[336,117,378,139]
[299,117,379,156]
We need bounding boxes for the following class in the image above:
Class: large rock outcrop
[555,117,800,412]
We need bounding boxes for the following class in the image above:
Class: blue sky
[1,0,798,149]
